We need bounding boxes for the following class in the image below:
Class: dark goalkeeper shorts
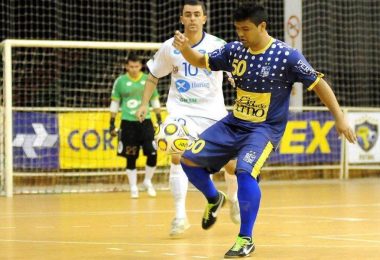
[117,119,156,158]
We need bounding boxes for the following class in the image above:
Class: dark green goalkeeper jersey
[111,72,159,121]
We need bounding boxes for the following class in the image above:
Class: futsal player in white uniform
[136,0,239,236]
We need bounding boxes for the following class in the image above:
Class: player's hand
[135,105,148,123]
[335,114,357,144]
[109,118,118,137]
[173,30,189,51]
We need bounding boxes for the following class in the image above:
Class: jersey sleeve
[111,76,122,101]
[206,42,234,72]
[146,41,172,78]
[288,49,324,91]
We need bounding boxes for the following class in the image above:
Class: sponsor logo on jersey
[260,66,271,77]
[180,97,198,103]
[126,99,139,109]
[175,79,210,93]
[233,89,271,123]
[243,151,257,164]
[295,59,315,75]
[175,79,191,93]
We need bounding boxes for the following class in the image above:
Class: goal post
[1,39,162,197]
[3,41,13,197]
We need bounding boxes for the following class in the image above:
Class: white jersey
[147,32,228,121]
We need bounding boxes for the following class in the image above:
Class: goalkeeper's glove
[109,118,118,137]
[156,112,162,125]
[153,113,162,136]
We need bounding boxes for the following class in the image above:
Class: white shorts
[163,114,218,140]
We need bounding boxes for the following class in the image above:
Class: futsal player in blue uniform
[173,2,357,258]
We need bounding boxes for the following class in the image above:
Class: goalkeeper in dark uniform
[109,55,162,199]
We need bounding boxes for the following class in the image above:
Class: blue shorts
[182,114,276,178]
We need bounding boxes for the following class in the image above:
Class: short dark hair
[181,0,206,15]
[125,54,141,64]
[233,2,268,26]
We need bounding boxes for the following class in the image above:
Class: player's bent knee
[180,156,200,167]
[171,153,181,165]
[236,169,261,182]
[224,159,237,175]
[146,154,157,167]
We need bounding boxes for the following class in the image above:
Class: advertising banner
[13,112,59,169]
[268,111,341,164]
[11,110,342,170]
[347,112,380,163]
[58,112,169,169]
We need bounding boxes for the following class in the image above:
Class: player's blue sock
[180,162,219,201]
[237,172,261,238]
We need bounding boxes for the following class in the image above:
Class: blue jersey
[206,38,323,144]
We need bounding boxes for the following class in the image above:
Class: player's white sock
[169,163,188,219]
[144,165,156,185]
[126,169,138,189]
[224,171,238,202]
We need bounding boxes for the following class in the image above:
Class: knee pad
[126,156,137,170]
[146,154,157,167]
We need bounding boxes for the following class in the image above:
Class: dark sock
[207,192,220,204]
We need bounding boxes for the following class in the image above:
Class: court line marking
[163,253,177,256]
[0,203,379,218]
[107,247,123,251]
[260,213,372,222]
[312,235,380,244]
[0,239,379,248]
[35,225,55,229]
[320,232,380,237]
[72,225,91,228]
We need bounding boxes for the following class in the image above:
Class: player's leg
[181,118,235,230]
[169,153,190,236]
[188,116,240,225]
[118,120,140,198]
[159,115,191,236]
[141,119,158,197]
[223,160,240,224]
[224,135,274,258]
[125,155,139,198]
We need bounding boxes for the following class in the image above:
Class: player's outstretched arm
[136,73,159,122]
[313,78,357,144]
[173,30,207,68]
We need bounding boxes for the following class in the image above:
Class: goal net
[1,0,379,195]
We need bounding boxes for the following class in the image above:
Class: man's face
[234,19,266,48]
[180,4,207,33]
[125,60,142,78]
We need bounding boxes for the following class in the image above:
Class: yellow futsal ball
[155,120,190,154]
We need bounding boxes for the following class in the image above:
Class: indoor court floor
[0,178,380,259]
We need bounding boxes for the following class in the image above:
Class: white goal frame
[1,39,162,197]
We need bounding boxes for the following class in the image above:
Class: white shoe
[130,186,139,199]
[143,181,157,197]
[169,218,190,237]
[229,199,240,224]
